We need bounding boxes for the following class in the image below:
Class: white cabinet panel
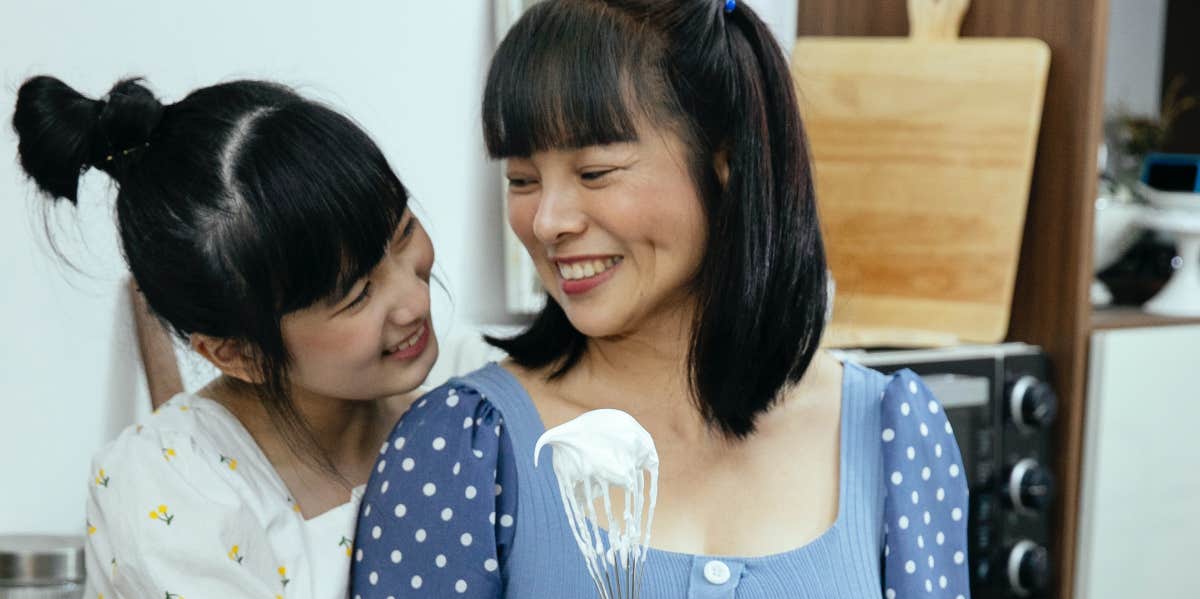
[1076,325,1200,598]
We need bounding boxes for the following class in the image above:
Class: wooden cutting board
[793,0,1050,347]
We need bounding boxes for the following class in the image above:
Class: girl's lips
[385,323,430,361]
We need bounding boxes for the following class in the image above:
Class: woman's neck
[559,308,718,445]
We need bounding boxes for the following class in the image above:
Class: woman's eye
[346,282,371,309]
[507,177,536,189]
[581,169,615,182]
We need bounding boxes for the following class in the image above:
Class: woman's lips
[555,256,623,296]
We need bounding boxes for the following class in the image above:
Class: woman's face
[280,211,438,401]
[505,123,708,338]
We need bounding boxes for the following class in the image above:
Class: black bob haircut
[482,0,828,439]
[13,76,408,465]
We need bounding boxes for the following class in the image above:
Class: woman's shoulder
[839,360,943,410]
[385,370,512,448]
[398,362,535,426]
[874,367,968,496]
[836,361,964,469]
[873,369,973,596]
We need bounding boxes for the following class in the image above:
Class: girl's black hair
[483,0,827,439]
[13,76,408,468]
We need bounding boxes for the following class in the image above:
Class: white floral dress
[85,393,363,599]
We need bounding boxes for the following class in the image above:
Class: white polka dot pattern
[352,369,968,598]
[881,370,971,597]
[351,385,515,598]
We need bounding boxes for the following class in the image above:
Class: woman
[13,76,437,598]
[352,1,969,597]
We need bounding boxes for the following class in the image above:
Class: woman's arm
[352,385,517,598]
[880,370,971,598]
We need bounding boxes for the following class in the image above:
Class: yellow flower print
[149,504,174,525]
[179,405,189,412]
[219,455,238,471]
[278,565,290,588]
[164,593,183,599]
[228,544,244,564]
[338,536,352,557]
[94,468,110,488]
[87,520,96,536]
[161,448,176,461]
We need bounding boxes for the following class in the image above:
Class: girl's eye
[345,282,371,310]
[581,169,615,182]
[399,217,416,241]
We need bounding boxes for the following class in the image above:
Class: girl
[13,76,436,598]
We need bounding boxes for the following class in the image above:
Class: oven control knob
[1008,375,1058,432]
[1007,458,1053,513]
[1006,540,1050,597]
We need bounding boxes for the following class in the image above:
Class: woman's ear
[190,334,262,384]
[714,149,731,187]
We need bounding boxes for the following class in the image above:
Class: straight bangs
[232,102,408,315]
[483,1,663,157]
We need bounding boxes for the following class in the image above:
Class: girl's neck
[205,377,396,481]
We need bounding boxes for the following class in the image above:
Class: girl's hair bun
[13,76,163,203]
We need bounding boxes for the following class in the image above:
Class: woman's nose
[531,185,587,245]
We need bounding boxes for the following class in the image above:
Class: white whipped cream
[535,409,659,599]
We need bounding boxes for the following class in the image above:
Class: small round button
[703,560,731,585]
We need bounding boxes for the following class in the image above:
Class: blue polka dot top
[351,361,970,598]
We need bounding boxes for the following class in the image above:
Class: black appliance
[836,343,1058,598]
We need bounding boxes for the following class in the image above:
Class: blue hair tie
[724,0,736,13]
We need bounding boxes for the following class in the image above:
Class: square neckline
[485,358,863,565]
[178,393,366,524]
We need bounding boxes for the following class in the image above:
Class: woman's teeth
[384,324,425,355]
[558,257,621,281]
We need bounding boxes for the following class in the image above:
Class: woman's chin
[562,311,628,340]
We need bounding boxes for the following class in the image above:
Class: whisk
[535,409,660,599]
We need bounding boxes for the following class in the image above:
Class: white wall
[0,0,800,536]
[1104,0,1168,117]
[0,0,507,535]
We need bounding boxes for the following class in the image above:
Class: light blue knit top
[351,362,970,598]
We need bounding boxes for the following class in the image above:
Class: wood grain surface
[793,32,1050,345]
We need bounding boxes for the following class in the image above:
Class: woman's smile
[554,255,624,295]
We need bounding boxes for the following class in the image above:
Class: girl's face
[505,123,708,339]
[281,211,437,401]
